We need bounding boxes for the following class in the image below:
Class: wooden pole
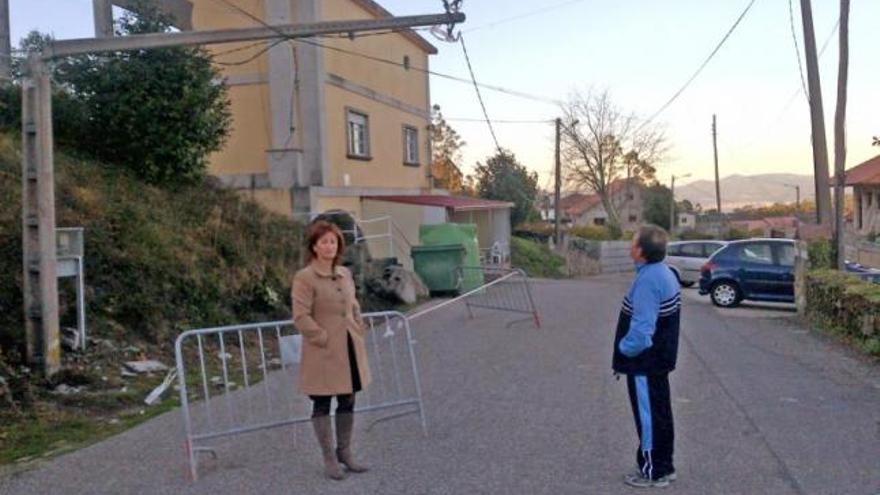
[833,0,850,269]
[799,0,833,225]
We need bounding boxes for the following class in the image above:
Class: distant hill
[676,174,815,211]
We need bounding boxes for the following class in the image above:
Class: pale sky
[10,0,880,192]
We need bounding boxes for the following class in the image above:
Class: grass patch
[511,235,566,279]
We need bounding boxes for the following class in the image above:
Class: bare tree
[560,90,666,229]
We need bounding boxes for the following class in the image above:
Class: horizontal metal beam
[43,13,464,59]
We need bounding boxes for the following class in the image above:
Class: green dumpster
[419,224,484,291]
[411,244,466,294]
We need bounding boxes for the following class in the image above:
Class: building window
[629,214,638,223]
[346,109,370,159]
[593,218,606,226]
[403,125,419,165]
[867,192,873,207]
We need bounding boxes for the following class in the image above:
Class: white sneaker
[624,473,671,488]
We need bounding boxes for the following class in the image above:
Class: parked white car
[665,240,727,287]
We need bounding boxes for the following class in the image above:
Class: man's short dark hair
[636,225,669,263]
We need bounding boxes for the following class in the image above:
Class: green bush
[805,269,880,356]
[2,4,231,188]
[808,239,833,269]
[569,225,615,241]
[511,236,565,278]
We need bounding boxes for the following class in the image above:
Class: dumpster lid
[411,243,466,253]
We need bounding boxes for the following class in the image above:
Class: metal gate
[408,266,541,328]
[174,311,425,480]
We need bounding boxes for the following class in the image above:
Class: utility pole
[22,11,465,375]
[554,117,561,247]
[833,0,850,270]
[22,56,60,374]
[799,0,833,226]
[0,0,10,79]
[712,114,722,214]
[783,183,801,212]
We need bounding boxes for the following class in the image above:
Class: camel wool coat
[292,265,372,396]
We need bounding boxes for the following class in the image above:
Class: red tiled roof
[731,216,799,231]
[364,195,513,212]
[763,216,799,228]
[558,193,602,217]
[844,155,880,186]
[559,180,633,217]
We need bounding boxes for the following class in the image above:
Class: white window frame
[403,125,419,166]
[346,109,370,159]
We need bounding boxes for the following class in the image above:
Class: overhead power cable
[640,0,757,129]
[208,0,561,106]
[787,0,809,103]
[459,35,502,153]
[463,0,588,33]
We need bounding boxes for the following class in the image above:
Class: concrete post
[0,0,11,80]
[795,240,809,318]
[22,57,60,375]
[93,0,114,38]
[265,0,298,190]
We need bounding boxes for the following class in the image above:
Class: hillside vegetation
[0,133,305,464]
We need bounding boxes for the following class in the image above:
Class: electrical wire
[463,0,588,33]
[788,0,809,103]
[641,0,758,129]
[445,117,554,124]
[208,0,561,105]
[459,35,501,153]
[214,39,285,66]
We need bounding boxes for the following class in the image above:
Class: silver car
[666,240,727,287]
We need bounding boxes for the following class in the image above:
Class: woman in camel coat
[292,220,372,480]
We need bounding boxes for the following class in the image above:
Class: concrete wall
[566,238,633,274]
[855,186,880,236]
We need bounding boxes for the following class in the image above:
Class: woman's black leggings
[310,394,356,417]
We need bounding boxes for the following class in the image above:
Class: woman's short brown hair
[305,220,346,267]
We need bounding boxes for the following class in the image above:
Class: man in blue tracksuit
[612,225,681,488]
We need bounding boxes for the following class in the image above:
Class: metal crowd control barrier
[174,311,425,481]
[409,266,541,329]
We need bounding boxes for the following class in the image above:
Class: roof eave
[350,0,439,54]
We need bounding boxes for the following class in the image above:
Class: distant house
[846,155,880,236]
[730,216,799,238]
[676,213,697,232]
[558,180,644,231]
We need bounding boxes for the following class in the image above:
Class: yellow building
[94,0,513,264]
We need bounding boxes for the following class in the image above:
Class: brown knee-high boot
[311,416,346,480]
[335,413,369,473]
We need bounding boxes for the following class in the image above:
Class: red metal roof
[845,155,880,186]
[364,195,513,212]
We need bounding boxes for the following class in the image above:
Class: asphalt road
[2,274,878,494]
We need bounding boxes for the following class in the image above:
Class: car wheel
[710,281,741,308]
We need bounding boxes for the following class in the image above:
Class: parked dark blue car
[699,239,796,307]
